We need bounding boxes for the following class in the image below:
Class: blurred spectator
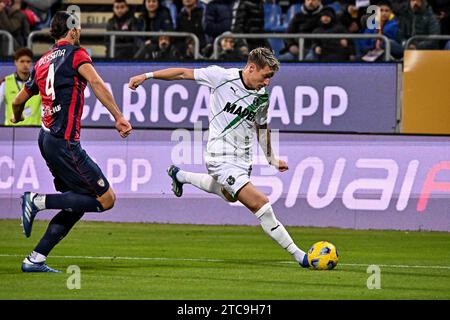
[176,0,207,56]
[0,48,42,126]
[138,0,174,32]
[232,0,267,56]
[445,39,450,48]
[203,0,233,44]
[0,0,30,48]
[136,0,174,56]
[107,0,140,59]
[339,0,368,34]
[311,6,354,61]
[22,0,60,29]
[428,0,450,35]
[134,35,181,59]
[181,37,196,59]
[218,35,245,60]
[22,6,40,30]
[231,0,240,27]
[383,0,409,15]
[398,0,441,49]
[280,0,323,60]
[359,0,403,59]
[162,0,178,28]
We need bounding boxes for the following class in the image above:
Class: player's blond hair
[247,47,280,72]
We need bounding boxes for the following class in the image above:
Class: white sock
[175,170,188,183]
[292,246,306,263]
[27,251,46,263]
[255,203,306,263]
[177,171,228,201]
[32,193,46,210]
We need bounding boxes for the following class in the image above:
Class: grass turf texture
[0,219,449,299]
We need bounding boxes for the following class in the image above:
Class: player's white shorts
[206,161,252,198]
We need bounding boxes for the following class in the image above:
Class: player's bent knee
[98,189,116,211]
[100,197,114,211]
[221,188,238,203]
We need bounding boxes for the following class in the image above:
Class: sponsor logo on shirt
[223,102,256,122]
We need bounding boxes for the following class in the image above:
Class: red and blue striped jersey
[25,40,92,141]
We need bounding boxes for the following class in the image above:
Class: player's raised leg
[237,182,310,268]
[168,165,233,202]
[21,185,115,238]
[21,190,111,237]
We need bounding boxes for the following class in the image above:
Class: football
[307,241,339,270]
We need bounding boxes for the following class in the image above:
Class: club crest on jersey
[223,102,256,122]
[97,178,105,187]
[252,96,266,106]
[226,176,235,186]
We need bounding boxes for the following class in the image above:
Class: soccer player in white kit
[128,48,309,268]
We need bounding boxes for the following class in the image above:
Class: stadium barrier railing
[12,32,450,59]
[0,30,15,57]
[27,30,202,59]
[404,35,450,49]
[212,32,392,61]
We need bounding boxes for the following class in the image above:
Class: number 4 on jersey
[45,63,56,101]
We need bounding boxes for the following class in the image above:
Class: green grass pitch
[0,219,449,300]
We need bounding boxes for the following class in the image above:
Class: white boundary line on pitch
[279,261,450,269]
[1,254,450,270]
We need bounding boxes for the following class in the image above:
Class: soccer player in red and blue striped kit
[12,11,132,272]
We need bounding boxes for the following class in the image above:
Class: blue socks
[44,192,104,212]
[34,210,84,256]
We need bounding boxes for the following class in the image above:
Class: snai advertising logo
[279,157,449,213]
[2,130,449,213]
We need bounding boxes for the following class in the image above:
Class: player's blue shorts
[38,129,110,196]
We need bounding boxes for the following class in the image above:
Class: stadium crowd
[0,0,449,61]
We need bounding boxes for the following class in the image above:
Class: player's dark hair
[14,47,33,61]
[49,11,79,41]
[247,47,280,72]
[114,0,128,4]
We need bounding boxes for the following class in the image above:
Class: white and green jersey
[194,65,269,166]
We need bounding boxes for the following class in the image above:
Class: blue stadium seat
[328,2,343,15]
[264,3,282,32]
[268,38,284,58]
[264,3,285,57]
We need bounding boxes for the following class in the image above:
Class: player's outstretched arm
[256,123,288,172]
[11,88,31,123]
[79,63,132,138]
[128,68,195,90]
